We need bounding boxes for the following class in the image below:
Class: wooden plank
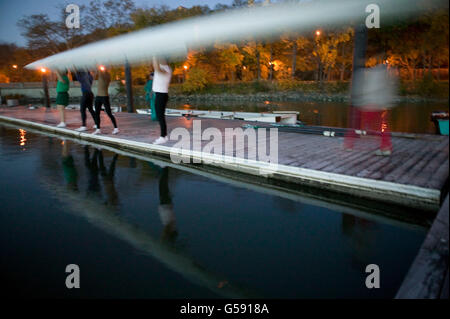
[399,139,450,186]
[364,138,422,180]
[383,141,435,183]
[357,138,426,180]
[427,159,450,190]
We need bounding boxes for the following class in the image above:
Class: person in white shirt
[152,57,172,145]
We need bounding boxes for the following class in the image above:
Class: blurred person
[75,69,97,132]
[152,57,172,145]
[55,69,70,128]
[93,66,119,135]
[344,64,397,156]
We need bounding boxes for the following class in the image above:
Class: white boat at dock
[136,108,299,125]
[66,104,121,113]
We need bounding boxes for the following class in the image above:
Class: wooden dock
[0,106,448,211]
[396,194,449,299]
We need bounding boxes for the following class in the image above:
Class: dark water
[156,100,449,134]
[0,125,427,298]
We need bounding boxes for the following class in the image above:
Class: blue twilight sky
[0,0,233,46]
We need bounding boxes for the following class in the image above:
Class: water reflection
[61,140,78,192]
[0,126,428,298]
[47,140,255,298]
[342,214,376,270]
[84,146,101,198]
[157,167,178,244]
[19,129,26,147]
[99,152,119,208]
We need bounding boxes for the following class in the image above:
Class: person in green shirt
[55,69,70,128]
[144,72,157,121]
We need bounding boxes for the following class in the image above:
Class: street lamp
[315,30,321,36]
[183,65,188,82]
[40,67,50,108]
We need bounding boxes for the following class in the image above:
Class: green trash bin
[438,119,449,136]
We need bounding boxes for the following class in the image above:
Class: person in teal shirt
[55,69,70,128]
[144,72,157,121]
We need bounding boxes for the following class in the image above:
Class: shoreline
[165,92,449,104]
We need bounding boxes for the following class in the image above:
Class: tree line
[0,0,448,91]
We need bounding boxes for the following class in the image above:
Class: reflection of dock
[1,106,448,211]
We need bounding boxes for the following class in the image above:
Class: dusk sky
[0,0,233,46]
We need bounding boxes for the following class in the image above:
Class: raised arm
[55,70,65,83]
[152,57,168,74]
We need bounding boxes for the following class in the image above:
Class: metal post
[42,73,50,108]
[125,61,134,113]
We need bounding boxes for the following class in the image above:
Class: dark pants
[80,91,95,126]
[94,96,117,129]
[155,92,169,137]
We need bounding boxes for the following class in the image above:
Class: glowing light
[99,65,106,71]
[40,68,47,73]
[12,64,18,69]
[183,65,188,70]
[19,129,27,146]
[315,30,321,36]
[264,101,270,105]
[243,66,247,70]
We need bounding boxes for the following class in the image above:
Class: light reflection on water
[19,129,26,147]
[0,126,427,298]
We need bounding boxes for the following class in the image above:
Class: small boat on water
[136,108,299,125]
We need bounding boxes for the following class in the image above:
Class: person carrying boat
[55,69,70,128]
[344,63,397,156]
[152,57,172,145]
[74,69,97,132]
[92,65,119,135]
